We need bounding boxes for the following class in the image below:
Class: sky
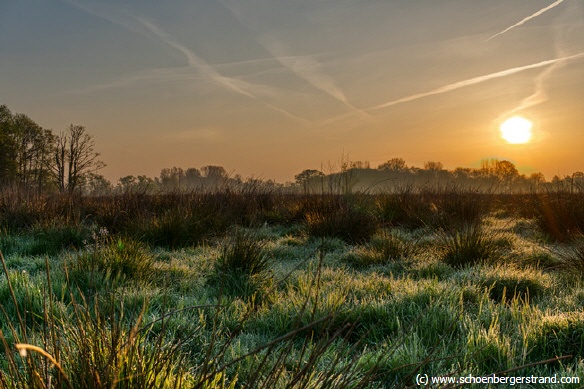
[1,0,583,183]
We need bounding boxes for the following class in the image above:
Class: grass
[1,189,584,387]
[210,227,272,300]
[440,224,508,268]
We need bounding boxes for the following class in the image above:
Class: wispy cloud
[59,67,198,95]
[134,17,256,99]
[259,37,372,119]
[366,52,584,112]
[487,0,565,41]
[259,38,345,103]
[135,18,314,125]
[503,1,576,118]
[219,0,369,119]
[60,0,311,125]
[508,58,563,116]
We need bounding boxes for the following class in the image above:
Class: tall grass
[0,248,388,388]
[528,192,584,241]
[2,188,584,387]
[302,194,378,244]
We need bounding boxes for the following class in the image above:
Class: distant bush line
[1,186,582,247]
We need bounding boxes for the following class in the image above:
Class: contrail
[60,0,312,125]
[509,60,562,114]
[134,17,255,99]
[259,37,366,114]
[220,0,371,119]
[366,52,584,112]
[134,18,313,125]
[487,0,565,41]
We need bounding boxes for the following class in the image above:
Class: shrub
[304,195,378,244]
[531,192,584,241]
[375,188,429,229]
[426,187,489,231]
[554,236,584,277]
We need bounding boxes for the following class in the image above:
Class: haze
[1,0,583,182]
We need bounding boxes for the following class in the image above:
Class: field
[1,188,584,388]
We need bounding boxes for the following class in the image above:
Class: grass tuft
[440,225,506,268]
[211,228,272,299]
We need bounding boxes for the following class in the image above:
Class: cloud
[508,58,563,115]
[487,0,565,41]
[259,37,347,104]
[133,17,257,99]
[59,67,198,95]
[220,0,369,119]
[366,52,584,112]
[502,0,577,118]
[134,19,315,125]
[60,0,312,125]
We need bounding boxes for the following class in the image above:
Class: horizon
[2,1,583,183]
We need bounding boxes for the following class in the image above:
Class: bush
[554,236,584,277]
[531,193,584,241]
[303,195,378,244]
[426,187,489,231]
[375,188,429,229]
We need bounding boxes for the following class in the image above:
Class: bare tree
[51,124,105,193]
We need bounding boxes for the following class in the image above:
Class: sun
[500,116,533,144]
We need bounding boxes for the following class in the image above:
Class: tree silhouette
[51,124,105,193]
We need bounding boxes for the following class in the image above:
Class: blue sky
[1,0,583,182]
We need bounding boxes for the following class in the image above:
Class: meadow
[1,187,583,388]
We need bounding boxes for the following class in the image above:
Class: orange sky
[1,0,583,183]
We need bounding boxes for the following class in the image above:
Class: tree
[378,158,407,171]
[85,173,112,195]
[201,165,228,189]
[0,105,54,191]
[118,174,153,194]
[528,172,545,192]
[50,124,105,193]
[424,161,443,171]
[494,160,518,180]
[294,169,324,194]
[159,167,184,190]
[202,165,227,180]
[0,105,17,183]
[12,113,55,191]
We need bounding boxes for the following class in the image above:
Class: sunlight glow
[500,116,533,144]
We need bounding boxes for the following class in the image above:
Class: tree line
[2,105,582,195]
[0,105,104,194]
